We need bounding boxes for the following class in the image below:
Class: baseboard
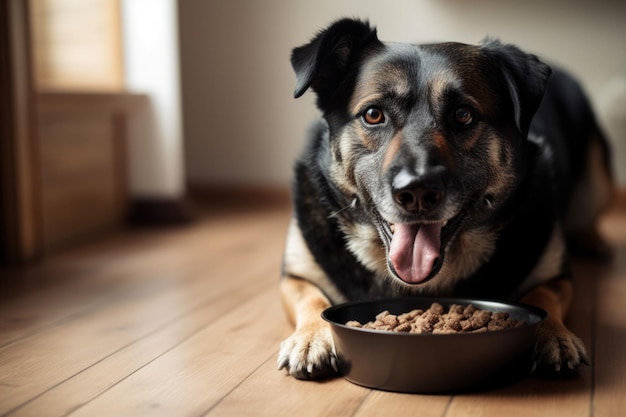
[187,183,292,209]
[127,197,194,226]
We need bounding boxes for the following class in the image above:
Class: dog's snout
[392,168,446,214]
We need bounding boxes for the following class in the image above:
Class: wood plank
[0,246,278,414]
[33,90,148,253]
[37,101,126,251]
[206,356,371,417]
[593,270,626,417]
[593,210,626,417]
[54,287,287,417]
[446,377,591,417]
[7,259,282,417]
[0,208,288,345]
[29,0,124,91]
[351,391,451,417]
[0,209,289,414]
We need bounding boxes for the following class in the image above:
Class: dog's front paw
[532,321,590,376]
[277,324,338,380]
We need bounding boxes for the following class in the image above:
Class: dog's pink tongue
[389,223,442,283]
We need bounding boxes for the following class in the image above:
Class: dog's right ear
[291,18,382,106]
[481,38,552,137]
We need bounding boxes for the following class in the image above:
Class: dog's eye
[363,106,385,125]
[454,106,473,126]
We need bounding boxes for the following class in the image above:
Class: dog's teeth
[443,220,448,227]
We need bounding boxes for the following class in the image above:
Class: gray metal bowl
[322,297,546,394]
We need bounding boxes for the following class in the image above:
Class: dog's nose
[392,168,445,214]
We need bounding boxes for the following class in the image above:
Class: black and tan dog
[277,18,614,380]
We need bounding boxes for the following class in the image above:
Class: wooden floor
[0,198,625,417]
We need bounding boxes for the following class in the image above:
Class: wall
[178,0,626,188]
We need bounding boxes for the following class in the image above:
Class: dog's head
[292,19,551,289]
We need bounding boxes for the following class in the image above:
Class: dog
[277,18,614,380]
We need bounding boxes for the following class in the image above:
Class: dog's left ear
[291,18,383,109]
[481,39,552,136]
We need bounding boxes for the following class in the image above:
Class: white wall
[178,0,626,188]
[121,0,185,199]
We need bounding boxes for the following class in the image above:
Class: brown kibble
[463,304,477,318]
[433,328,458,334]
[375,310,391,321]
[398,309,422,323]
[487,320,503,331]
[469,310,492,329]
[449,304,464,315]
[393,322,412,332]
[344,302,526,334]
[493,312,510,321]
[381,314,399,328]
[418,311,441,333]
[410,320,429,334]
[429,302,445,315]
[442,313,463,332]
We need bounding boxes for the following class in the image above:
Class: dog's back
[532,67,614,257]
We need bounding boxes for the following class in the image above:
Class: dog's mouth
[374,210,464,285]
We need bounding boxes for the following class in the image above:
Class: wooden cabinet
[36,92,146,252]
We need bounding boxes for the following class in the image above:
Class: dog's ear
[481,38,552,135]
[291,18,382,107]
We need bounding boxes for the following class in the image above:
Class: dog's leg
[520,278,589,375]
[277,276,338,379]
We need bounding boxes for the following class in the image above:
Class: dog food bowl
[322,297,546,394]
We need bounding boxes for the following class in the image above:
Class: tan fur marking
[360,133,375,150]
[382,134,402,171]
[351,94,382,115]
[385,66,411,97]
[432,131,455,168]
[283,218,347,305]
[339,221,387,275]
[520,278,572,323]
[483,134,515,199]
[278,275,338,379]
[428,70,455,114]
[328,129,360,196]
[279,277,331,329]
[462,125,484,151]
[350,61,411,113]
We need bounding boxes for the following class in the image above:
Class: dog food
[345,302,526,334]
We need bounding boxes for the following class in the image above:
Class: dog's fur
[277,19,614,380]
